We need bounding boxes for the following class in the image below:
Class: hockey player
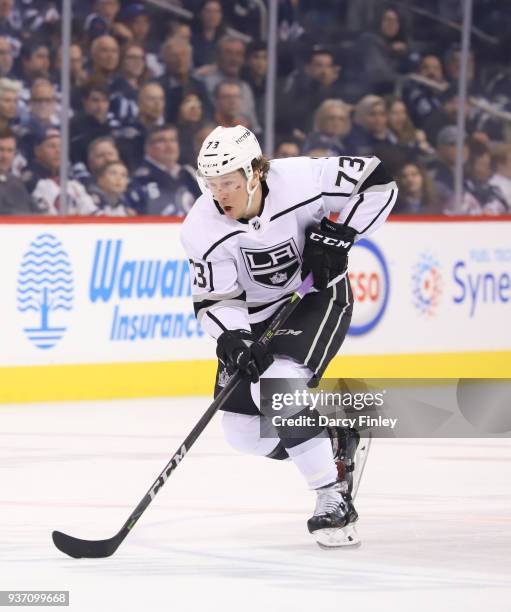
[181,125,397,547]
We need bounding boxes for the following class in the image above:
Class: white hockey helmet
[196,125,263,210]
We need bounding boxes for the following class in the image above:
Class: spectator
[394,162,439,215]
[386,97,433,155]
[55,43,88,111]
[23,127,98,215]
[0,77,20,131]
[274,138,301,159]
[110,43,148,123]
[241,41,267,129]
[89,35,120,83]
[158,36,211,123]
[490,144,511,209]
[19,78,59,160]
[73,135,120,188]
[176,93,207,165]
[131,124,200,216]
[85,0,131,43]
[465,141,508,215]
[213,79,251,129]
[117,81,166,170]
[118,3,151,46]
[422,87,475,147]
[0,36,14,78]
[0,0,21,52]
[403,54,448,127]
[346,95,398,157]
[18,41,52,110]
[89,160,136,216]
[191,0,226,68]
[430,125,468,209]
[278,47,362,138]
[167,20,192,44]
[302,99,351,155]
[194,35,260,134]
[70,78,120,164]
[0,128,34,215]
[355,7,412,95]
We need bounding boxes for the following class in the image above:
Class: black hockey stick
[52,273,314,559]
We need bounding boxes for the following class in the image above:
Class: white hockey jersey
[181,155,397,338]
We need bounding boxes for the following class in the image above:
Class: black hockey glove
[216,329,274,384]
[301,219,357,290]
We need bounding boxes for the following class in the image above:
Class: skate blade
[312,524,361,549]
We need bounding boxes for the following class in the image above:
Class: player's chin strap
[245,174,259,212]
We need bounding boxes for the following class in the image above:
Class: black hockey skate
[328,427,360,493]
[307,480,360,548]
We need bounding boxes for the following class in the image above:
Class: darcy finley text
[272,414,398,429]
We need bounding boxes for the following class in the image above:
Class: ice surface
[0,397,510,612]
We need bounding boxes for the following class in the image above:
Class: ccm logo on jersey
[241,238,301,289]
[309,233,352,249]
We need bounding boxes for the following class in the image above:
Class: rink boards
[0,216,510,401]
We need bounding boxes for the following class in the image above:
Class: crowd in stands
[0,0,510,217]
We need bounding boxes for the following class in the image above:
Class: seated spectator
[386,97,434,156]
[118,3,162,76]
[402,54,448,127]
[422,87,476,147]
[116,81,165,170]
[0,36,14,78]
[176,93,207,166]
[278,47,353,136]
[89,160,136,216]
[355,7,412,95]
[0,128,34,215]
[110,43,148,123]
[19,78,59,160]
[70,78,120,164]
[0,77,21,132]
[274,138,301,159]
[194,35,260,134]
[465,141,508,215]
[23,127,98,215]
[158,35,212,123]
[55,43,88,111]
[18,41,52,110]
[346,95,398,157]
[85,0,131,43]
[241,41,267,129]
[0,1,21,50]
[73,135,120,188]
[394,162,439,215]
[428,125,466,196]
[191,0,226,69]
[302,99,351,156]
[89,35,120,84]
[489,144,511,209]
[130,124,200,216]
[166,20,192,44]
[213,79,252,129]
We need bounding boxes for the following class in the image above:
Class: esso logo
[347,239,389,335]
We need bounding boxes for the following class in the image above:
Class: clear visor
[201,170,246,196]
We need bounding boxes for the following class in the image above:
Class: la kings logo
[241,238,301,289]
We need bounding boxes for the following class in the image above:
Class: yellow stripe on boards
[0,351,510,403]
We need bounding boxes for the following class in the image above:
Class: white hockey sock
[222,411,280,456]
[285,436,338,489]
